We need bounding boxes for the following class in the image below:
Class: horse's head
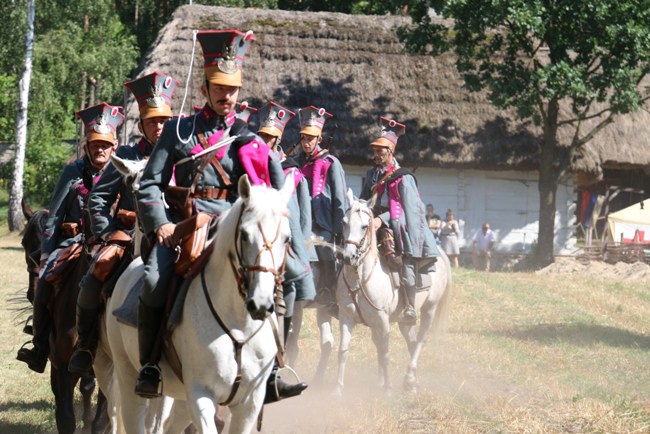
[21,209,49,303]
[234,174,294,321]
[110,154,148,256]
[110,154,148,192]
[342,189,375,267]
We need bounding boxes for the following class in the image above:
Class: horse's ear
[347,188,355,208]
[238,174,252,200]
[369,193,377,209]
[110,154,129,176]
[21,197,33,220]
[280,170,296,203]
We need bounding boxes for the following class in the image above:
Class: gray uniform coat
[360,162,440,260]
[42,159,100,256]
[89,138,152,238]
[135,106,288,308]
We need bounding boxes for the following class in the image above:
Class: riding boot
[399,285,417,326]
[16,298,51,373]
[315,260,338,316]
[264,358,308,404]
[68,305,100,375]
[134,297,164,398]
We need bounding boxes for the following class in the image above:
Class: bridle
[343,206,387,322]
[200,203,290,406]
[229,206,289,300]
[344,208,374,268]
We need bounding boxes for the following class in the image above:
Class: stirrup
[135,363,163,398]
[68,348,94,375]
[399,307,417,325]
[23,315,33,335]
[265,365,307,404]
[16,341,47,373]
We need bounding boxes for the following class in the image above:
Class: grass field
[0,229,649,433]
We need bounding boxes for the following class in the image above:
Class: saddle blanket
[112,277,191,331]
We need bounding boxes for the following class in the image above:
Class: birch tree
[8,0,35,231]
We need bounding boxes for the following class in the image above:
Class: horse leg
[90,348,113,434]
[160,398,193,434]
[92,389,110,434]
[334,312,355,396]
[402,305,436,393]
[115,367,148,434]
[370,320,391,394]
[186,390,219,434]
[285,301,303,366]
[228,396,263,434]
[313,307,333,384]
[52,366,78,434]
[80,375,96,433]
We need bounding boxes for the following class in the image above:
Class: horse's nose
[247,299,272,321]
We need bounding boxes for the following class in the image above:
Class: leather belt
[191,186,230,200]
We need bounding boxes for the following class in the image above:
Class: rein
[200,269,266,406]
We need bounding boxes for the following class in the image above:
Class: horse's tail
[430,253,453,337]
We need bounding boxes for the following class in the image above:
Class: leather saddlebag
[45,242,83,284]
[173,212,213,276]
[377,227,403,271]
[60,222,79,238]
[116,209,137,229]
[91,230,132,282]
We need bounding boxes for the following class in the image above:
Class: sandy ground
[537,256,650,280]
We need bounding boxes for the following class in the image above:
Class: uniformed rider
[134,29,307,402]
[359,117,441,325]
[257,101,316,339]
[16,103,122,373]
[68,72,178,375]
[295,106,348,310]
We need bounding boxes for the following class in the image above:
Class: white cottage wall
[342,165,577,255]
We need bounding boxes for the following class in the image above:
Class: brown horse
[21,203,109,434]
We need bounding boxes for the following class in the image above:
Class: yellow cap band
[204,66,242,87]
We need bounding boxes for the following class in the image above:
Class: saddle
[45,242,83,284]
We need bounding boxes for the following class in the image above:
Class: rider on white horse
[69,72,179,375]
[359,116,441,325]
[295,106,349,311]
[135,29,307,401]
[17,103,121,373]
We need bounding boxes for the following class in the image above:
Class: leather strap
[190,187,229,200]
[197,130,232,188]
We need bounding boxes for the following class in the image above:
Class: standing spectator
[440,209,460,268]
[473,223,495,271]
[426,204,442,241]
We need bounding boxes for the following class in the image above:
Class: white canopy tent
[607,200,650,244]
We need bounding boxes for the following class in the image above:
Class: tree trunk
[535,99,560,268]
[8,0,35,232]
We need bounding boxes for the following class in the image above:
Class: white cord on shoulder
[176,29,199,144]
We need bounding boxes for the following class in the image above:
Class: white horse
[335,190,452,395]
[106,173,295,434]
[93,155,189,434]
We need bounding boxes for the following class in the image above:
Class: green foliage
[23,139,75,207]
[399,1,650,266]
[399,1,650,125]
[0,75,17,141]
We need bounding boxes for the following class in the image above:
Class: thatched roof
[122,4,650,175]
